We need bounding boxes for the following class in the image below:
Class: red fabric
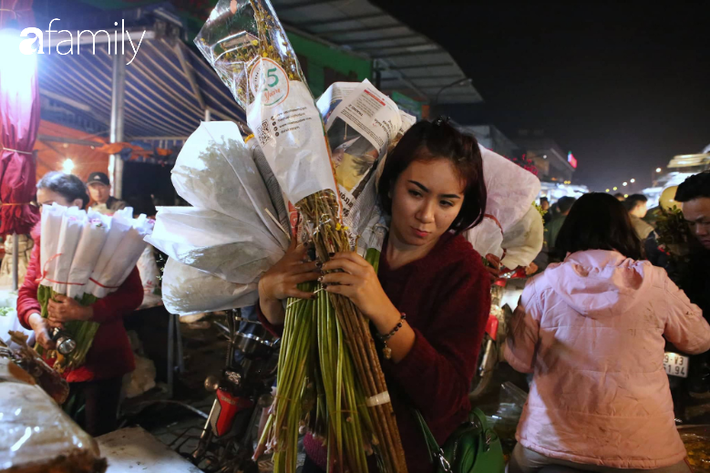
[259,232,491,473]
[17,227,144,382]
[0,1,40,235]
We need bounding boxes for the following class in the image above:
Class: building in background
[462,124,519,159]
[516,131,576,184]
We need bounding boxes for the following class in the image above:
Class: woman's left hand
[321,252,396,325]
[47,295,93,328]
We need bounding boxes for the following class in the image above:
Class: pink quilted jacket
[505,250,710,469]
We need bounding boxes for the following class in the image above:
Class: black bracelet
[377,313,407,342]
[378,313,406,359]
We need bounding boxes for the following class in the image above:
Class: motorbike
[469,282,515,401]
[664,341,691,422]
[173,308,279,473]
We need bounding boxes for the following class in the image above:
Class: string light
[613,186,618,191]
[656,168,662,173]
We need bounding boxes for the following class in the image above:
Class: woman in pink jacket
[506,193,710,473]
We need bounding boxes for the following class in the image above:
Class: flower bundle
[36,204,153,371]
[196,1,407,471]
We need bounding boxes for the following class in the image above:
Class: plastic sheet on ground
[0,358,106,472]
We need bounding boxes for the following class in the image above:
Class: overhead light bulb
[630,178,635,183]
[62,159,75,174]
[656,168,662,173]
[622,182,628,186]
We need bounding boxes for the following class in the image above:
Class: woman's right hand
[258,241,320,325]
[28,312,56,351]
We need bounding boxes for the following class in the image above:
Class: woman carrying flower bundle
[16,171,144,436]
[258,118,491,473]
[505,193,710,473]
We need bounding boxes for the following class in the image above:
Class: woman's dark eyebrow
[408,180,461,199]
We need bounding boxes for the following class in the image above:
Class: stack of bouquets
[37,204,153,372]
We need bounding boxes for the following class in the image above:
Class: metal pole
[204,108,211,122]
[109,53,126,199]
[11,233,19,291]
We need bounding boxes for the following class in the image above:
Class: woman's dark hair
[555,193,643,260]
[378,118,487,233]
[37,171,89,208]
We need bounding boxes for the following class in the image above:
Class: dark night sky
[372,1,710,191]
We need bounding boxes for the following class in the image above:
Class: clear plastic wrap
[195,0,337,206]
[162,258,258,316]
[0,358,106,473]
[147,207,284,285]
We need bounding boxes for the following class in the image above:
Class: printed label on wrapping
[247,67,338,206]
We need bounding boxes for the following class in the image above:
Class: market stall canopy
[270,0,483,105]
[35,6,246,144]
[35,120,108,182]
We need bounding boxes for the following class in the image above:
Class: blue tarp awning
[37,32,245,145]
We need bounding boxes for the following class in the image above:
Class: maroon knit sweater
[259,231,491,473]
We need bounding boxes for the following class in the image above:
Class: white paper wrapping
[84,207,132,297]
[146,207,285,285]
[88,215,153,299]
[465,144,541,260]
[51,207,86,295]
[66,211,111,298]
[39,204,66,288]
[247,73,338,206]
[171,121,289,252]
[162,258,259,316]
[500,206,545,269]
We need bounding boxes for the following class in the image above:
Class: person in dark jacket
[258,119,491,473]
[17,172,143,436]
[86,172,127,215]
[674,171,710,397]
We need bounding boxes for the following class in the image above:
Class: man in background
[540,197,552,225]
[674,171,710,398]
[624,194,654,241]
[545,196,576,255]
[86,172,127,215]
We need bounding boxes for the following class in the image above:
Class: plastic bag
[147,207,284,285]
[465,145,541,259]
[162,258,258,316]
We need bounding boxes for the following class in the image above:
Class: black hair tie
[433,116,451,126]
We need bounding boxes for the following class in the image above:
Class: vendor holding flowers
[258,119,491,473]
[17,171,144,436]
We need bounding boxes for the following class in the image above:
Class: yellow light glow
[606,189,610,192]
[624,194,629,198]
[613,186,618,191]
